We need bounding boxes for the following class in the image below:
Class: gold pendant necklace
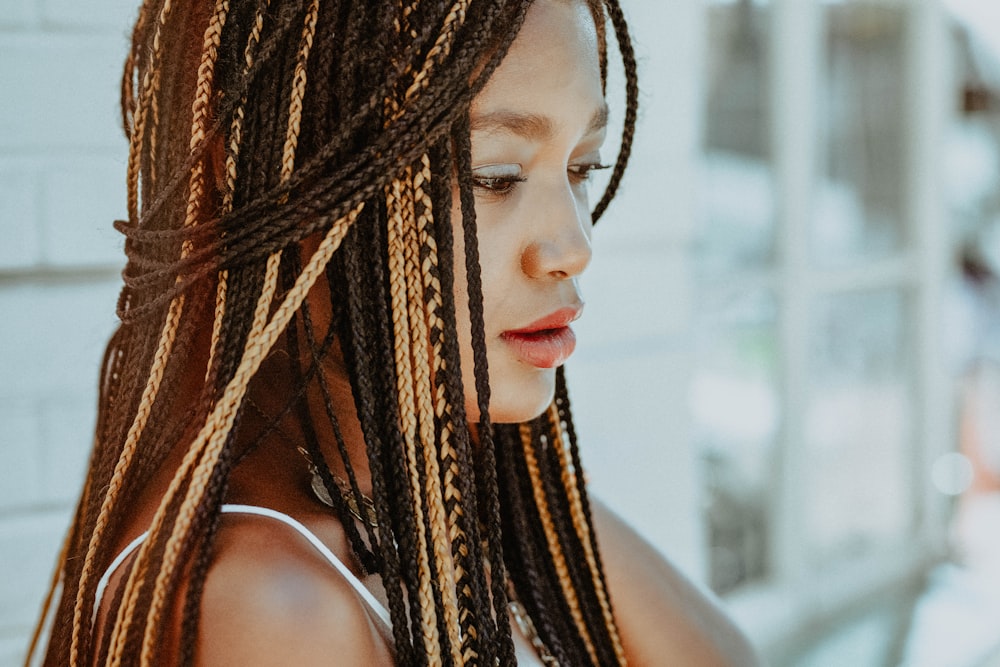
[297,446,379,527]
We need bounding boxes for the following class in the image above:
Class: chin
[484,368,557,424]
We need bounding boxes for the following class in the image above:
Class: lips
[501,306,581,369]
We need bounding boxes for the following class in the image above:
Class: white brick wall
[0,1,129,663]
[0,167,41,269]
[0,2,706,664]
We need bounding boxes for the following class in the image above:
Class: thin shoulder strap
[220,504,392,629]
[92,505,392,631]
[92,531,149,624]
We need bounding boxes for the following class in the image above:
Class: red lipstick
[501,306,581,369]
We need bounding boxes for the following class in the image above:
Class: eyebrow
[469,104,609,140]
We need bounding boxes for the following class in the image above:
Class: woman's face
[455,0,607,424]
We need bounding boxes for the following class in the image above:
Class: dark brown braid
[452,110,520,666]
[592,0,638,224]
[30,1,640,665]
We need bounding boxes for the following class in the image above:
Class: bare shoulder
[195,512,391,666]
[591,498,763,667]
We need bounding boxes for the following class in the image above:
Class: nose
[521,186,592,280]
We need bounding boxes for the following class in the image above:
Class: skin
[97,1,760,665]
[451,0,600,424]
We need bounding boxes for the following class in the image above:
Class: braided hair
[29,0,639,665]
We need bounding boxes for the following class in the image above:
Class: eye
[471,164,525,201]
[568,162,611,185]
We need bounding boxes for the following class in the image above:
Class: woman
[29,0,758,664]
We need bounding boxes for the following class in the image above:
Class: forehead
[471,0,603,118]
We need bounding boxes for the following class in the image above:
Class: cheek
[449,197,554,424]
[447,201,493,420]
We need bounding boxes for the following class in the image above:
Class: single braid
[280,0,319,182]
[176,439,234,666]
[592,0,638,223]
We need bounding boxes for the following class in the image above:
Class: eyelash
[472,175,527,198]
[471,163,611,200]
[569,162,611,184]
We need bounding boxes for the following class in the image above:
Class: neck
[231,345,374,507]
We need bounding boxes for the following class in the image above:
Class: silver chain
[506,580,560,666]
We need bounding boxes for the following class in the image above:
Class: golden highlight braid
[29,1,640,665]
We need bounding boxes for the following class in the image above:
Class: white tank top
[93,504,544,665]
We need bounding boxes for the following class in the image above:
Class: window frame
[700,0,956,658]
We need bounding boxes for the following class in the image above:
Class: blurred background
[3,0,1000,665]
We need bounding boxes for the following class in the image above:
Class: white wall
[0,0,135,662]
[0,1,708,663]
[574,0,707,579]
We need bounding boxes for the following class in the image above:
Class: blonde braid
[386,174,442,660]
[126,0,174,225]
[414,153,480,662]
[402,167,464,664]
[70,293,183,667]
[519,423,600,666]
[210,1,269,367]
[281,0,320,181]
[148,92,160,191]
[548,405,627,665]
[71,2,184,652]
[25,521,72,667]
[222,0,269,212]
[390,0,469,122]
[182,0,230,232]
[120,0,150,140]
